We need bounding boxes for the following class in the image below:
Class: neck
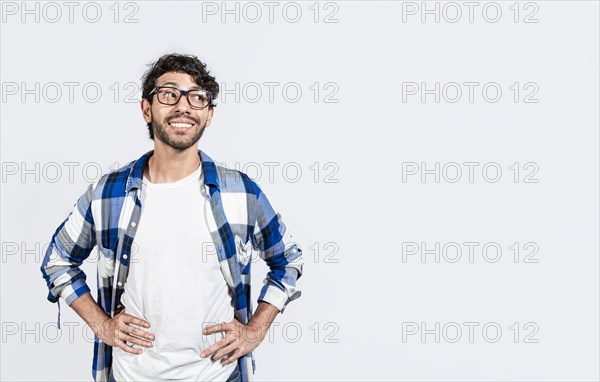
[144,144,201,184]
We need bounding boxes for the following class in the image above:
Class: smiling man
[40,53,304,382]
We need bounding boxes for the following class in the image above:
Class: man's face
[141,71,214,150]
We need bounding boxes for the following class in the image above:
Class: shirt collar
[125,149,220,192]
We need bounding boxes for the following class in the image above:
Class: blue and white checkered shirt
[40,149,304,382]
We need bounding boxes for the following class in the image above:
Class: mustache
[166,115,200,124]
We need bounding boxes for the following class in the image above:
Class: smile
[169,122,194,128]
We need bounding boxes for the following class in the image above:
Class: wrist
[246,321,268,342]
[90,315,111,338]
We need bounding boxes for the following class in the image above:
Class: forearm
[70,292,111,336]
[248,301,280,341]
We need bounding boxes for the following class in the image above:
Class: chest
[94,187,254,305]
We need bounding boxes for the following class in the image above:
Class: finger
[211,341,238,362]
[115,332,144,355]
[121,333,153,348]
[221,349,244,365]
[116,338,144,355]
[121,313,151,329]
[124,324,155,342]
[203,321,230,335]
[200,335,235,358]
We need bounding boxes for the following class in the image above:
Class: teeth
[170,122,193,128]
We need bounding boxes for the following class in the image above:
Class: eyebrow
[157,81,203,90]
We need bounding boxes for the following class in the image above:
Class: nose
[173,93,193,113]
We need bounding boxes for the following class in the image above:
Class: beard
[152,114,207,150]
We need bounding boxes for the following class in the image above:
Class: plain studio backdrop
[1,1,599,381]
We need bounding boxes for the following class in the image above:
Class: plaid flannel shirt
[40,149,304,382]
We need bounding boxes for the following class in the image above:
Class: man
[40,53,304,382]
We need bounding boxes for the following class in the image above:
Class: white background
[1,1,599,381]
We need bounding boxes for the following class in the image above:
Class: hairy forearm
[248,301,280,341]
[70,292,111,336]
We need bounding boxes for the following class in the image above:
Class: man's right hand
[70,292,155,355]
[95,310,155,355]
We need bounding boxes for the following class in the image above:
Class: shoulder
[88,159,138,199]
[213,161,263,198]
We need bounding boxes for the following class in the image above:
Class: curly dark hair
[140,53,219,139]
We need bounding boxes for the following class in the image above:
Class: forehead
[155,71,200,88]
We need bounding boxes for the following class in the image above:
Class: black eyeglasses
[148,86,214,110]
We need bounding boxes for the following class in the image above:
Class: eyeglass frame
[148,86,216,110]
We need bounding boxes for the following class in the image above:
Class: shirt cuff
[257,284,289,313]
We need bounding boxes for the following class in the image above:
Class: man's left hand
[200,318,265,365]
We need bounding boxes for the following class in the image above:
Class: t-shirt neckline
[142,162,203,189]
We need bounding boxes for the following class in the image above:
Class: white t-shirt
[112,163,237,381]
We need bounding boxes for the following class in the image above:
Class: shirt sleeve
[250,184,304,313]
[40,182,97,306]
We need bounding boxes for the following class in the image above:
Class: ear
[141,99,152,123]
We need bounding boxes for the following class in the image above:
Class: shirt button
[117,304,122,308]
[131,222,137,227]
[123,255,128,259]
[117,282,123,287]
